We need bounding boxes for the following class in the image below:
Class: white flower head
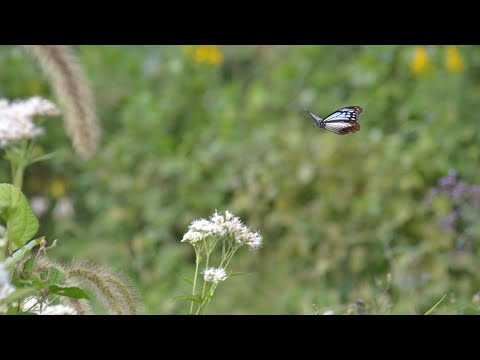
[181,230,205,244]
[203,267,227,284]
[0,96,60,147]
[181,210,263,250]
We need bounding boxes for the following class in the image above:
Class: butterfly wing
[321,106,362,135]
[322,106,363,122]
[323,121,360,135]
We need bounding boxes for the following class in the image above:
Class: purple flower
[451,182,469,201]
[438,169,458,189]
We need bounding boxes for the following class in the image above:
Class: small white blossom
[190,219,225,237]
[181,230,205,244]
[322,309,335,315]
[203,267,227,284]
[0,97,60,147]
[52,197,75,220]
[30,196,50,217]
[181,210,263,249]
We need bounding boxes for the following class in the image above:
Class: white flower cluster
[0,263,16,314]
[203,267,227,284]
[0,96,60,147]
[181,210,263,249]
[21,296,77,315]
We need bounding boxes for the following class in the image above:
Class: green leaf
[3,237,43,270]
[40,266,67,286]
[21,256,36,274]
[49,285,90,300]
[28,275,48,290]
[0,184,39,251]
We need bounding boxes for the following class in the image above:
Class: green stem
[3,237,44,270]
[10,161,15,188]
[190,247,201,315]
[200,245,241,314]
[424,294,447,315]
[11,140,34,190]
[200,251,211,302]
[13,164,25,190]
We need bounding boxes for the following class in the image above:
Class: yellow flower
[410,46,429,74]
[195,45,224,65]
[445,46,465,72]
[181,45,224,66]
[49,178,66,199]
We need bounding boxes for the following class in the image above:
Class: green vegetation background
[1,45,479,314]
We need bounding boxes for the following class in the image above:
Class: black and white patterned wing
[321,106,362,135]
[322,106,363,123]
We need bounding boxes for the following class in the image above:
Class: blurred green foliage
[1,45,480,314]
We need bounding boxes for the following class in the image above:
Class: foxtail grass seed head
[0,97,60,147]
[65,261,140,315]
[182,210,263,250]
[22,45,100,159]
[203,267,227,284]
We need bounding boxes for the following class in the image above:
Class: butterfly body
[305,106,363,135]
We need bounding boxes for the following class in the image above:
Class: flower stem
[10,140,34,190]
[190,247,201,315]
[13,164,25,190]
[200,244,241,314]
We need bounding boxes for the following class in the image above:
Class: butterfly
[304,106,363,135]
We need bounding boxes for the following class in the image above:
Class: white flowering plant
[0,97,139,315]
[179,210,262,314]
